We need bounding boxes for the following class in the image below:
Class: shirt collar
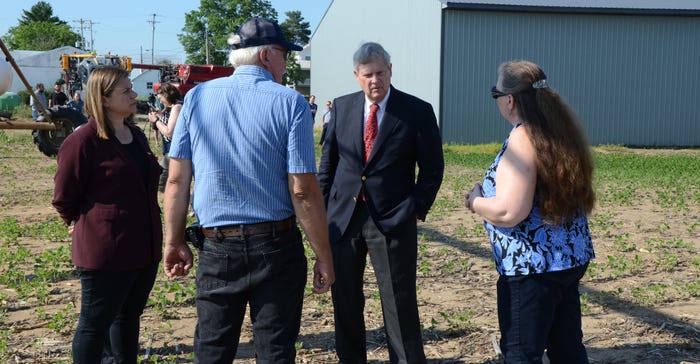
[233,65,275,81]
[364,86,391,113]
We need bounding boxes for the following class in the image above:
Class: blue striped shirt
[169,65,316,227]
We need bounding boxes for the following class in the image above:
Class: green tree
[280,11,310,46]
[280,11,311,86]
[19,1,65,25]
[281,58,304,88]
[2,22,79,51]
[178,0,278,65]
[2,2,78,50]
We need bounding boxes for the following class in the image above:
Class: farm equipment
[0,39,234,157]
[132,62,234,96]
[0,38,87,157]
[61,53,234,101]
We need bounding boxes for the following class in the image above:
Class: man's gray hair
[227,34,269,67]
[353,42,391,70]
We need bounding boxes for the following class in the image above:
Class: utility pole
[205,23,210,65]
[87,20,98,52]
[147,13,160,64]
[72,18,87,49]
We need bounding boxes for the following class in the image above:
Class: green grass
[1,139,699,361]
[9,104,33,119]
[593,152,700,208]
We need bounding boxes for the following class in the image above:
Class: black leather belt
[202,216,295,238]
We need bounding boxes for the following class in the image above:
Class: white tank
[0,57,12,95]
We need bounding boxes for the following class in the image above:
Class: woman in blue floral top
[465,60,595,364]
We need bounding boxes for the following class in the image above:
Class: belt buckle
[213,227,225,240]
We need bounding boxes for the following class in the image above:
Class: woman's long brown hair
[499,60,595,224]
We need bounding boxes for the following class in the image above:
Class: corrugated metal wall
[441,9,700,146]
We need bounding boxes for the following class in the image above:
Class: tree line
[1,0,311,85]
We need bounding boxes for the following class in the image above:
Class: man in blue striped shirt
[161,17,334,363]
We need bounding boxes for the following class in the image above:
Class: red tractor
[133,62,234,96]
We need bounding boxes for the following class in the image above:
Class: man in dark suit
[318,42,444,364]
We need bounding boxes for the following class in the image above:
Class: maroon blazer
[52,119,163,271]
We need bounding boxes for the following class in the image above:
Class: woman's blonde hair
[499,60,595,224]
[84,66,133,139]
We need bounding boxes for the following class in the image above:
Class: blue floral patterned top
[482,123,595,276]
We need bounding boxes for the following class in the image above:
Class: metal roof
[440,0,700,14]
[9,50,42,60]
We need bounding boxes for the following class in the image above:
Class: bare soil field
[0,122,699,363]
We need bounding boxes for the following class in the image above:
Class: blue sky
[0,0,331,63]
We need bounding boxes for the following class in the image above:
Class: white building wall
[310,0,443,127]
[131,69,160,99]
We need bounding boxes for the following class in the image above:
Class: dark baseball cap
[232,17,302,51]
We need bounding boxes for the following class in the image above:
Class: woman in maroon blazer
[52,66,162,363]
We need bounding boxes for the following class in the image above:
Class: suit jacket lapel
[367,87,399,163]
[349,92,365,162]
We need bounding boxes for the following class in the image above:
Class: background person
[148,83,182,192]
[52,65,163,363]
[29,82,46,120]
[318,42,444,363]
[49,82,68,107]
[67,91,84,113]
[308,94,318,123]
[162,17,334,363]
[319,100,331,146]
[465,60,595,363]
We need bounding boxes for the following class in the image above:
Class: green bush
[17,90,30,105]
[16,90,49,105]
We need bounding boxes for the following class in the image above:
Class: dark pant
[72,264,158,364]
[497,263,590,364]
[194,227,307,364]
[331,202,426,364]
[158,153,170,192]
[319,123,329,145]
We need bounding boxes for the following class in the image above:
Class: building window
[305,56,310,61]
[147,82,153,89]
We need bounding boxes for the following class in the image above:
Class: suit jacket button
[361,176,367,181]
[353,196,357,202]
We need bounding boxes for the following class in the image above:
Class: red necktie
[364,103,379,162]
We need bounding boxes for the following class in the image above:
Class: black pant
[319,123,329,145]
[497,263,590,364]
[72,264,158,364]
[194,227,307,363]
[331,202,426,364]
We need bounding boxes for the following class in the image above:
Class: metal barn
[440,1,700,146]
[310,0,700,146]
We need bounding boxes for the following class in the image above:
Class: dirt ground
[1,122,699,364]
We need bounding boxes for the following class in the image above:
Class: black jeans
[497,263,590,364]
[72,263,158,364]
[194,227,307,364]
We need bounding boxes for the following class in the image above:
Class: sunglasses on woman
[491,86,508,99]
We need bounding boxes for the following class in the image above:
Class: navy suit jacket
[318,86,444,244]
